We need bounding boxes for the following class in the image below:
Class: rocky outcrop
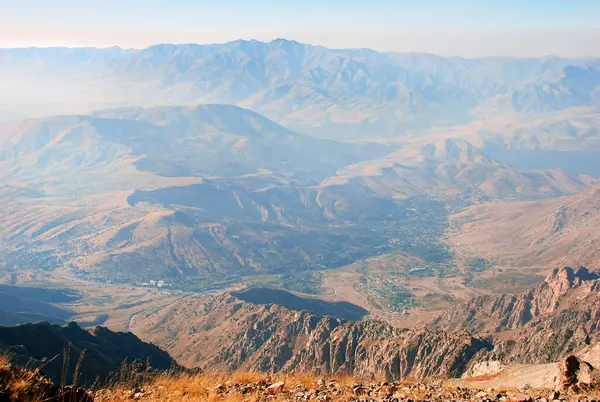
[554,354,600,392]
[433,266,598,334]
[282,320,490,380]
[436,266,600,369]
[0,321,178,386]
[475,294,600,365]
[132,292,491,380]
[461,360,504,378]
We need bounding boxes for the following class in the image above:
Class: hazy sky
[1,0,599,57]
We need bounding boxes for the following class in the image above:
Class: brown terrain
[120,266,600,394]
[434,267,600,367]
[4,364,599,402]
[129,288,489,380]
[448,185,600,269]
[2,42,600,401]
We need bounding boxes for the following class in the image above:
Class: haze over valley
[3,3,600,396]
[3,41,600,290]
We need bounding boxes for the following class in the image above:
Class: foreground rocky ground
[94,376,599,402]
[2,353,600,401]
[3,370,600,401]
[89,361,600,402]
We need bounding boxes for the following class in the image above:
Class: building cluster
[140,280,170,288]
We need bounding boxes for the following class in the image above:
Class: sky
[1,0,599,57]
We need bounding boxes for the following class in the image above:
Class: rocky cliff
[433,266,598,334]
[130,268,600,381]
[131,290,491,380]
[470,293,600,366]
[434,266,600,367]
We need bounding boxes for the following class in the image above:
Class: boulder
[266,381,285,394]
[554,354,600,392]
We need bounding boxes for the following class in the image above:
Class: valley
[1,38,600,397]
[2,109,599,337]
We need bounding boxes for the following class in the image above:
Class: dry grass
[99,371,305,401]
[0,352,9,367]
[229,370,270,384]
[93,370,396,401]
[92,370,435,401]
[0,354,59,402]
[3,361,597,402]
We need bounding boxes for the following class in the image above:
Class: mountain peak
[270,38,302,46]
[543,266,598,290]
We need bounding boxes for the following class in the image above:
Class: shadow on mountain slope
[232,287,369,321]
[0,284,78,326]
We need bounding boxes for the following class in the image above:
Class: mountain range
[3,38,600,395]
[1,40,599,140]
[0,265,598,390]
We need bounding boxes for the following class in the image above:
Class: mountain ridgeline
[433,266,600,368]
[124,267,600,381]
[1,40,599,139]
[130,289,491,380]
[0,268,598,384]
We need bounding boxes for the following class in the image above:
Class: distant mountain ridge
[1,39,598,138]
[320,138,599,202]
[0,104,386,191]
